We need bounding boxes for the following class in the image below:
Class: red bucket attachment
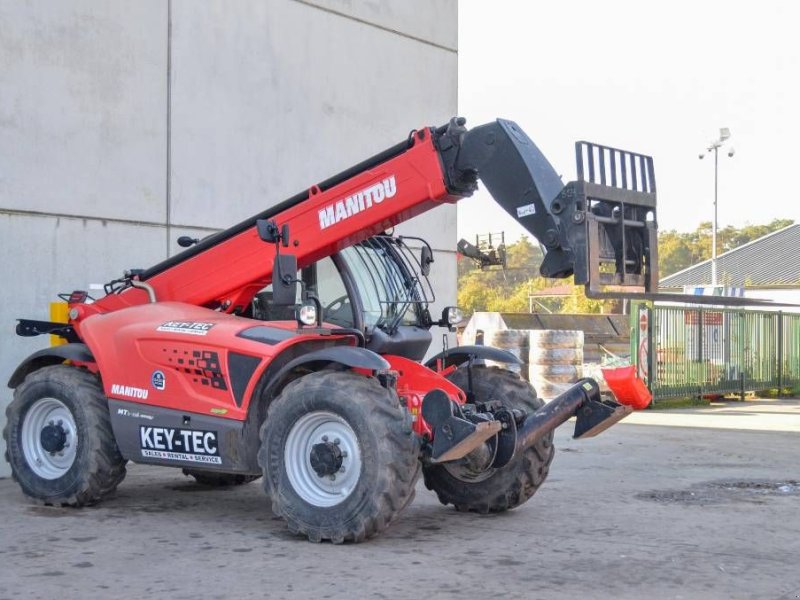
[601,365,652,410]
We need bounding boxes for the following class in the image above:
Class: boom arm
[81,117,661,321]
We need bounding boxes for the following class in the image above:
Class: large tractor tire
[3,365,127,506]
[422,366,555,513]
[259,370,419,543]
[182,469,260,487]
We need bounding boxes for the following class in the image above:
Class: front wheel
[422,366,555,513]
[3,365,127,506]
[259,370,419,543]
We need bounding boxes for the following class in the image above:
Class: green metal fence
[633,304,800,401]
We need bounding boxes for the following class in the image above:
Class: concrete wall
[0,0,457,477]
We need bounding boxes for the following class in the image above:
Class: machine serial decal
[110,384,149,400]
[140,426,221,464]
[318,175,397,230]
[516,203,536,218]
[116,408,154,421]
[156,321,215,336]
[151,370,166,391]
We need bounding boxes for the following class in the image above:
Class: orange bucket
[601,365,652,410]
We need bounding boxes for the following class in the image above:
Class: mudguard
[278,346,389,372]
[423,345,522,371]
[7,343,95,388]
[263,346,390,399]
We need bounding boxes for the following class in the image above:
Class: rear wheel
[3,365,126,506]
[182,469,260,486]
[259,370,419,543]
[422,366,555,513]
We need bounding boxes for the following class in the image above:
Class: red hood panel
[80,302,322,420]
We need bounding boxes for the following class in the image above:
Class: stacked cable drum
[484,329,530,380]
[529,330,584,400]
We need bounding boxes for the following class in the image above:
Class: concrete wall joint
[165,0,173,258]
[0,208,221,234]
[291,0,458,53]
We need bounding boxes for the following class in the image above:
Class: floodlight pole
[713,144,719,286]
[699,128,732,287]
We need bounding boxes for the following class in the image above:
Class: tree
[457,237,610,314]
[658,218,793,277]
[458,219,794,314]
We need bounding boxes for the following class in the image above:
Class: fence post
[645,305,658,393]
[777,311,784,397]
[696,309,702,362]
[740,311,746,392]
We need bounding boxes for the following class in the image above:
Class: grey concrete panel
[0,0,167,221]
[0,0,458,478]
[298,0,458,50]
[0,213,172,477]
[395,202,457,252]
[169,0,458,232]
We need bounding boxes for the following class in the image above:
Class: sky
[457,0,800,243]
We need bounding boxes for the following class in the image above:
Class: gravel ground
[1,397,799,600]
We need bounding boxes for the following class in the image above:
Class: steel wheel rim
[21,397,79,480]
[443,462,496,483]
[284,411,362,507]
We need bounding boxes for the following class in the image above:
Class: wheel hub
[40,423,67,454]
[283,411,363,507]
[21,397,79,480]
[309,441,344,477]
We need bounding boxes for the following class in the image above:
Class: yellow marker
[210,408,228,415]
[49,302,69,347]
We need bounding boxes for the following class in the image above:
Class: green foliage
[648,396,710,410]
[458,219,794,314]
[457,237,612,314]
[659,218,793,277]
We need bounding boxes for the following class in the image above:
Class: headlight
[297,302,317,326]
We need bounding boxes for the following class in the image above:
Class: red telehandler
[7,117,666,542]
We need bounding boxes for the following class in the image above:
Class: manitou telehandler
[8,117,676,543]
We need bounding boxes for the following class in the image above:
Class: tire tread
[3,365,126,507]
[259,371,419,543]
[422,366,555,513]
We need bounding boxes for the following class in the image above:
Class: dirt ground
[1,398,799,600]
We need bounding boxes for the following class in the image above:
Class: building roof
[660,224,800,288]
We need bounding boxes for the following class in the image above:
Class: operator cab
[252,236,448,361]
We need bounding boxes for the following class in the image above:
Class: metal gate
[633,304,800,401]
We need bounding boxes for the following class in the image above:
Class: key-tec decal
[318,176,397,230]
[140,426,221,465]
[156,321,216,336]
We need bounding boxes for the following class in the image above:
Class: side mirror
[420,245,434,276]
[272,254,299,306]
[438,306,463,331]
[256,219,290,246]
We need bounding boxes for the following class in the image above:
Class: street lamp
[699,128,734,286]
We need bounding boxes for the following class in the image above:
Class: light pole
[699,128,734,286]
